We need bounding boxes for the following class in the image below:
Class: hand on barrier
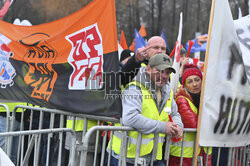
[165,121,175,136]
[164,107,182,142]
[168,115,182,142]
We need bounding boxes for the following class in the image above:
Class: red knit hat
[182,64,202,85]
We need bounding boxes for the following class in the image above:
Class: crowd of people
[0,35,232,166]
[112,36,212,166]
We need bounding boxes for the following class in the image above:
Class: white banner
[234,15,250,82]
[199,0,250,147]
[0,148,14,166]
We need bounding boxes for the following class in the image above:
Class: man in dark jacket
[121,36,169,87]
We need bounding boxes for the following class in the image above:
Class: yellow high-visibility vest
[0,102,27,113]
[170,96,212,158]
[110,81,173,160]
[66,117,97,131]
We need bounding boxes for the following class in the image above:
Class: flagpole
[193,0,215,165]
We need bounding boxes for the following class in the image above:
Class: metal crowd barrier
[1,103,250,166]
[227,146,250,166]
[0,104,80,166]
[80,126,199,166]
[0,103,11,153]
[80,125,250,166]
[80,125,135,166]
[1,104,120,166]
[0,128,76,166]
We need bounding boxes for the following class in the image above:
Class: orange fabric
[129,39,135,52]
[0,0,118,64]
[0,0,118,102]
[139,25,147,37]
[120,30,128,49]
[199,62,204,72]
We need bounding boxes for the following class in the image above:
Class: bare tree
[3,0,91,24]
[241,0,249,15]
[156,0,163,35]
[197,0,201,32]
[1,0,248,52]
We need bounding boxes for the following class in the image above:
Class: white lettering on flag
[66,23,103,90]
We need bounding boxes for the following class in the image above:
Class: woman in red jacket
[169,64,212,166]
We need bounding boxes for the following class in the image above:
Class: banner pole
[193,0,215,165]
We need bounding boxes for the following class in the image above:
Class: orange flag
[120,30,128,49]
[129,39,135,52]
[139,25,147,37]
[0,0,121,117]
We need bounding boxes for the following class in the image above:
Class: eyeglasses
[155,69,171,76]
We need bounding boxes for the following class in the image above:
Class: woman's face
[184,75,202,94]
